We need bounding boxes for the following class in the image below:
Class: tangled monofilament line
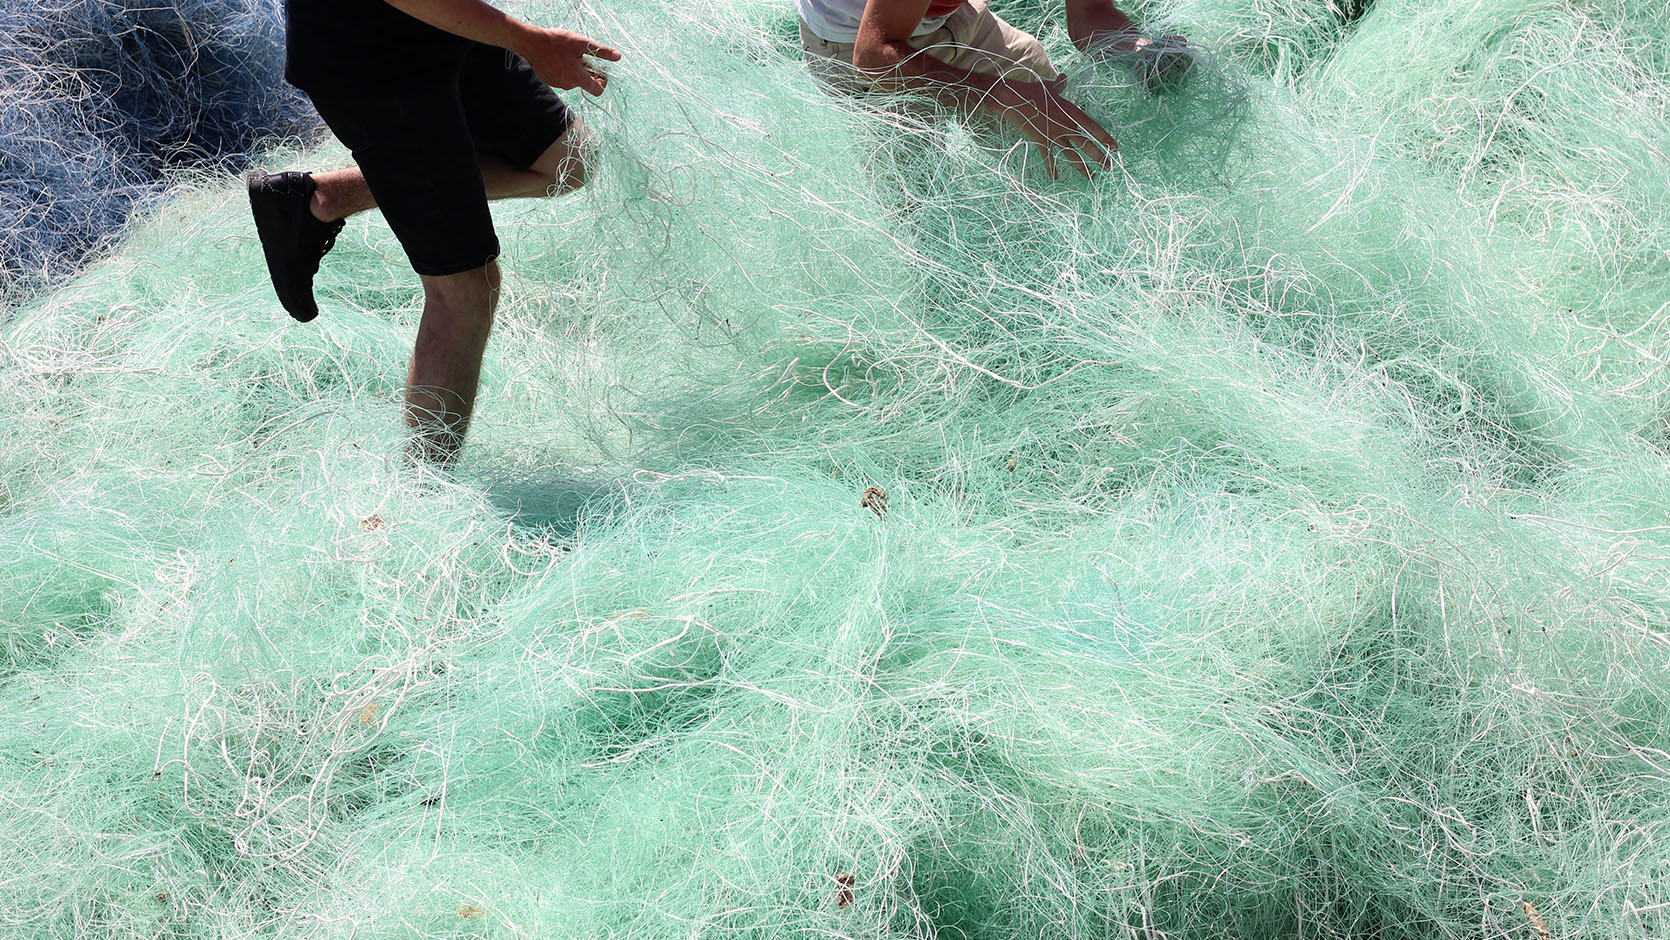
[2,0,1669,937]
[0,0,318,294]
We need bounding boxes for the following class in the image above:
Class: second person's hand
[990,78,1118,180]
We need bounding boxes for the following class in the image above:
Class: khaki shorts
[799,0,1058,96]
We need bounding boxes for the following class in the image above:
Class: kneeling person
[250,0,620,463]
[796,0,1185,178]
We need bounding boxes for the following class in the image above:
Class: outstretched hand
[514,26,622,96]
[993,78,1119,180]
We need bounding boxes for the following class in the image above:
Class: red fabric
[924,0,966,17]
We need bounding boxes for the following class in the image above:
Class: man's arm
[850,0,1118,179]
[381,0,622,95]
[1063,0,1189,87]
[1062,0,1138,53]
[851,0,1005,110]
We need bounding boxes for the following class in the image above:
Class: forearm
[381,0,536,50]
[1064,0,1137,52]
[853,39,1012,116]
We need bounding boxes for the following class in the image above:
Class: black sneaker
[247,170,344,323]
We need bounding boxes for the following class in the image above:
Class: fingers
[1016,122,1059,180]
[585,40,624,62]
[1009,85,1121,180]
[1058,129,1116,179]
[1035,129,1100,180]
[1061,125,1114,170]
[1061,144,1093,180]
[1022,123,1108,180]
[1054,101,1118,171]
[1085,120,1119,159]
[582,62,608,96]
[1036,140,1058,181]
[576,34,619,95]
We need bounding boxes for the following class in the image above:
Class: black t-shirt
[284,0,472,89]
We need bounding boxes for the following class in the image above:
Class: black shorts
[295,44,574,277]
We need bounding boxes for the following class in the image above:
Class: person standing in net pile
[249,0,621,463]
[796,0,1189,179]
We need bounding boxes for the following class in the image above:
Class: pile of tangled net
[0,0,317,291]
[2,0,1668,937]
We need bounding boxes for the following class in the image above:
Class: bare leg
[405,262,501,465]
[308,166,379,223]
[308,121,594,463]
[309,120,593,223]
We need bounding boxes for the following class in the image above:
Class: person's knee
[531,121,595,195]
[419,262,501,327]
[553,151,588,192]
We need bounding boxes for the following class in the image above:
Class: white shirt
[794,0,952,43]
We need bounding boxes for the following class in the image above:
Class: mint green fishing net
[3,0,1669,937]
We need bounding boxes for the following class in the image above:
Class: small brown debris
[836,873,856,908]
[860,486,887,518]
[155,892,169,902]
[358,702,382,726]
[1523,900,1551,940]
[458,903,485,919]
[360,514,386,531]
[1004,456,1017,472]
